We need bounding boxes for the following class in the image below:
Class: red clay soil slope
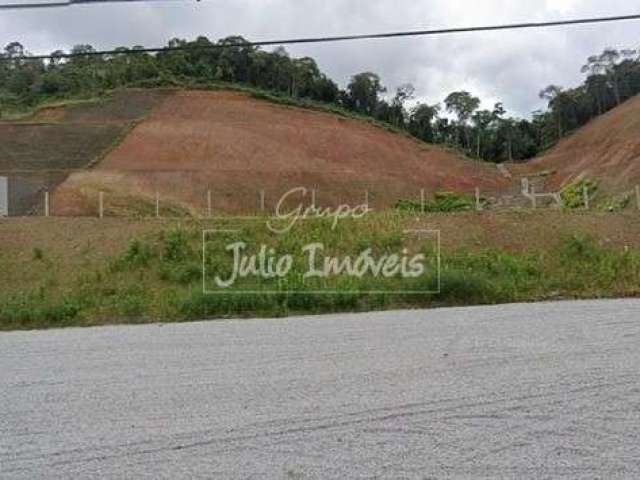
[526,95,640,193]
[53,90,509,215]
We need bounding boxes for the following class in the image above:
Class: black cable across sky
[3,13,640,61]
[0,0,189,10]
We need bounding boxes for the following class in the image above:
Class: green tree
[599,48,622,105]
[346,72,386,116]
[409,103,440,143]
[471,108,495,159]
[444,91,480,149]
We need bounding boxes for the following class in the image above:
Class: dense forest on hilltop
[1,36,640,163]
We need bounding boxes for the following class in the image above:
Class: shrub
[560,178,598,209]
[560,234,604,263]
[162,230,192,262]
[114,287,147,319]
[433,250,542,305]
[159,262,202,285]
[434,269,497,304]
[32,247,44,261]
[396,191,474,213]
[113,238,155,270]
[0,294,81,329]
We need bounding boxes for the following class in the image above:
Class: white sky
[1,0,639,116]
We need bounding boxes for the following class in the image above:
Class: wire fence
[2,173,640,218]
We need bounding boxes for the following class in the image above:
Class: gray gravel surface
[1,299,640,479]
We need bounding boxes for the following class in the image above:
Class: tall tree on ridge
[444,90,480,149]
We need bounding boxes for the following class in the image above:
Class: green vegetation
[0,95,103,121]
[1,292,81,329]
[3,39,640,162]
[32,247,44,260]
[559,179,638,211]
[601,192,633,212]
[561,178,599,209]
[396,192,475,213]
[1,214,639,331]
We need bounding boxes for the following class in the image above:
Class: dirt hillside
[52,90,509,215]
[525,95,640,193]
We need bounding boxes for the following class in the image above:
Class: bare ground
[519,94,640,193]
[52,90,509,214]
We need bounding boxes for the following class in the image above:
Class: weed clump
[396,192,474,213]
[601,192,632,212]
[162,230,192,262]
[561,178,598,209]
[113,238,155,270]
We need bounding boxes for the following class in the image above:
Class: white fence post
[583,185,590,210]
[475,187,482,211]
[554,193,563,209]
[364,190,370,209]
[207,189,212,218]
[44,191,49,217]
[155,191,160,218]
[259,189,265,212]
[99,191,104,219]
[311,188,317,209]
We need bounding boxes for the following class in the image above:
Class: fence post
[259,189,265,212]
[530,185,537,209]
[555,193,563,209]
[364,190,370,209]
[99,191,104,219]
[155,191,160,218]
[636,185,640,211]
[583,185,590,210]
[421,189,426,214]
[311,188,317,209]
[207,189,212,218]
[475,187,482,211]
[44,191,49,217]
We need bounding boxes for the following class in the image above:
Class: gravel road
[1,300,640,479]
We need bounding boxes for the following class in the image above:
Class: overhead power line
[3,13,640,61]
[0,0,190,10]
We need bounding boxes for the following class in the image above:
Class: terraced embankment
[0,90,170,215]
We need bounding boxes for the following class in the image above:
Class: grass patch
[1,214,639,330]
[0,291,83,330]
